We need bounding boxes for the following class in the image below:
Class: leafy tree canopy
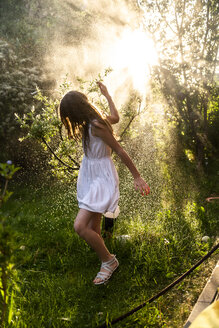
[139,0,219,167]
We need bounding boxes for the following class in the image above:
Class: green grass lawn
[1,176,219,328]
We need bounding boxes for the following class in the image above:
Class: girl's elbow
[115,116,120,123]
[107,115,120,124]
[112,115,120,124]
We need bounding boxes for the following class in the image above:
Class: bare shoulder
[91,120,111,137]
[91,120,121,152]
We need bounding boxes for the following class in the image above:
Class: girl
[60,82,150,285]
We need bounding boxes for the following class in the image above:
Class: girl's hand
[97,81,110,98]
[134,176,150,196]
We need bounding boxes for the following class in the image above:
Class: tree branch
[201,0,210,59]
[174,1,187,87]
[155,0,177,34]
[119,102,142,142]
[211,43,219,84]
[119,115,137,142]
[180,0,186,30]
[42,137,80,171]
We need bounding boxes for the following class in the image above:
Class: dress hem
[78,205,103,214]
[78,204,120,218]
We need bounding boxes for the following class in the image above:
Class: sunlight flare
[109,28,158,94]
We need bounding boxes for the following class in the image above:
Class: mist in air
[44,0,157,105]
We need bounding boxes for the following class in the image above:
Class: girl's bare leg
[74,209,112,262]
[74,209,118,283]
[87,214,101,236]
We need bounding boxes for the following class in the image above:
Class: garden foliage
[139,0,219,167]
[0,162,20,326]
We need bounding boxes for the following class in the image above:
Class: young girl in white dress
[60,82,150,285]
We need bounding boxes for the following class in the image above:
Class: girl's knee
[74,220,85,237]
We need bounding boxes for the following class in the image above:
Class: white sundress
[77,125,120,217]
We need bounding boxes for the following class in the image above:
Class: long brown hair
[59,90,112,152]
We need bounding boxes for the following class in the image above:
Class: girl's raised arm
[91,120,150,196]
[97,82,119,124]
